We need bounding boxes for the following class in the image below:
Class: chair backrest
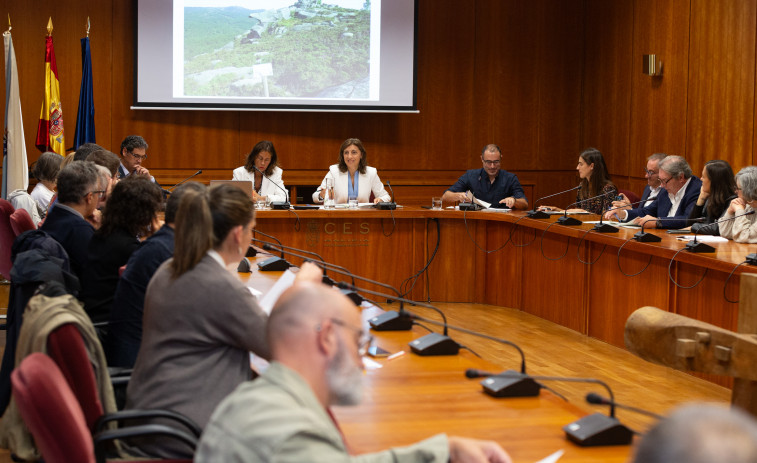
[47,323,105,430]
[0,198,15,279]
[10,208,36,236]
[11,353,95,463]
[619,188,641,205]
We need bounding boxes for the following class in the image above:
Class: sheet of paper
[676,235,729,243]
[255,269,297,315]
[535,449,564,463]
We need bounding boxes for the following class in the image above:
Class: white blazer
[232,165,288,203]
[312,164,390,204]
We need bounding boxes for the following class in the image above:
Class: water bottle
[324,178,335,209]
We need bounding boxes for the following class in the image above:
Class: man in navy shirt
[442,144,528,209]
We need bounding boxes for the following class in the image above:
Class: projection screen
[134,0,418,112]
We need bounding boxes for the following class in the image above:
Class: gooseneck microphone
[376,181,396,210]
[253,166,290,210]
[558,190,617,226]
[464,370,633,446]
[160,170,203,196]
[526,185,581,219]
[593,198,645,233]
[685,209,756,253]
[634,217,705,243]
[585,392,663,420]
[250,230,291,271]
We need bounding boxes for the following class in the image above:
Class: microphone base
[592,223,619,233]
[237,258,251,273]
[369,311,413,331]
[557,216,582,226]
[245,246,257,257]
[526,210,549,219]
[271,202,291,210]
[685,240,715,253]
[409,332,460,356]
[633,231,662,242]
[480,370,541,398]
[340,288,364,306]
[257,256,291,272]
[459,202,482,211]
[376,202,397,210]
[747,253,757,265]
[563,412,633,447]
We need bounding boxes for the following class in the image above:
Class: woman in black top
[688,159,737,235]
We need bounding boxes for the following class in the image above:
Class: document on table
[676,235,729,243]
[535,449,564,463]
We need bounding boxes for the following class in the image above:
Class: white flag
[2,30,28,199]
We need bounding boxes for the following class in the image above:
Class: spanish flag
[35,18,64,156]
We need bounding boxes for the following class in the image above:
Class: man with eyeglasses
[118,135,153,181]
[611,153,668,210]
[604,155,701,229]
[41,161,102,282]
[197,282,512,463]
[442,144,528,209]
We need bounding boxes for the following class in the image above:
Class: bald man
[196,282,511,463]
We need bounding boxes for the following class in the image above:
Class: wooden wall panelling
[587,247,670,347]
[520,232,586,332]
[686,0,756,173]
[629,0,690,164]
[581,0,634,180]
[472,0,540,172]
[482,220,522,308]
[426,219,482,303]
[535,0,584,172]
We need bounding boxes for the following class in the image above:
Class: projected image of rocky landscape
[183,0,373,99]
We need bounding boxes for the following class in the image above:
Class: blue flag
[73,36,95,149]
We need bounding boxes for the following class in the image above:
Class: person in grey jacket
[196,282,511,463]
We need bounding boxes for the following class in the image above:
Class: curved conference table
[253,206,756,384]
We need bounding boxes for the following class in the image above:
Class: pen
[387,350,405,361]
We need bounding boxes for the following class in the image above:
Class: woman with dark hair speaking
[539,147,617,214]
[688,160,737,235]
[232,140,287,203]
[312,138,390,204]
[125,183,319,459]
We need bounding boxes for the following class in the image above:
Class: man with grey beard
[196,282,511,463]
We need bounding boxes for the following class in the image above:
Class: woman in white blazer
[232,140,287,203]
[312,138,390,204]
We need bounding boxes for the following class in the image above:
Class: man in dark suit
[40,161,102,283]
[611,152,667,211]
[118,135,153,181]
[606,155,701,229]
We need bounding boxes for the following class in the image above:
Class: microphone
[585,392,663,420]
[557,190,617,226]
[404,314,527,367]
[253,166,290,210]
[464,370,633,447]
[634,217,705,243]
[250,230,291,271]
[258,242,358,297]
[376,180,396,210]
[159,170,203,197]
[593,198,645,233]
[526,185,581,219]
[167,170,202,192]
[685,209,756,253]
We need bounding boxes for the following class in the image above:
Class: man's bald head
[267,282,358,358]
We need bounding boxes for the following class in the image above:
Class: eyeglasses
[658,175,673,186]
[482,159,501,166]
[643,168,658,176]
[89,190,106,198]
[127,151,148,161]
[326,318,373,356]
